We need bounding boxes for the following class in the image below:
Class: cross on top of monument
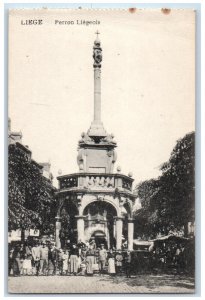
[95,30,100,39]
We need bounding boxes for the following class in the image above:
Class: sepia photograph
[8,7,195,294]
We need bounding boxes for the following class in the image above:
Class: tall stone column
[128,219,134,250]
[76,215,85,243]
[88,33,107,138]
[116,217,123,250]
[94,67,101,122]
[55,216,62,249]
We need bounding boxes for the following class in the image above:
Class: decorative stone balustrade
[59,176,78,189]
[57,173,133,192]
[122,178,132,191]
[84,175,115,188]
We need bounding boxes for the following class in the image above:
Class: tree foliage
[134,132,195,238]
[8,143,56,234]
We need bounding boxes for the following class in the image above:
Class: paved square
[8,274,195,294]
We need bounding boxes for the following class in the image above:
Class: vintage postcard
[8,8,195,294]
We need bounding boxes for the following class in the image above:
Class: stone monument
[56,33,136,250]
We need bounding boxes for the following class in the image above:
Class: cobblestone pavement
[8,274,195,294]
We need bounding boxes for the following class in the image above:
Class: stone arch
[85,229,108,248]
[82,196,120,217]
[57,196,78,217]
[89,229,106,239]
[83,199,117,248]
[58,199,78,246]
[91,230,106,237]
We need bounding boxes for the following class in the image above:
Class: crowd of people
[9,237,193,277]
[149,241,194,274]
[9,240,133,278]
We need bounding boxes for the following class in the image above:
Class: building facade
[55,34,136,250]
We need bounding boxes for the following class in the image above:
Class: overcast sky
[9,9,195,188]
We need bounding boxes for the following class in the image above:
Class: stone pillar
[88,36,107,137]
[128,219,134,250]
[107,228,110,249]
[116,217,123,250]
[55,216,62,249]
[76,215,85,243]
[94,68,101,122]
[113,220,116,238]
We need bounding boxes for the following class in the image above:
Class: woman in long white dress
[107,249,116,276]
[62,250,69,275]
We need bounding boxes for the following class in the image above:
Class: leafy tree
[134,132,195,238]
[160,132,195,235]
[8,143,56,236]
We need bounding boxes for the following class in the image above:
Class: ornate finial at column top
[93,31,102,68]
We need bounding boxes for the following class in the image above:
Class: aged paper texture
[8,8,195,294]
